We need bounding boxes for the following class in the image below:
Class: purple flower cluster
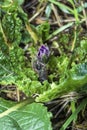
[33,45,50,82]
[37,45,50,62]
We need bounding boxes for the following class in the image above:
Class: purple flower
[37,45,50,61]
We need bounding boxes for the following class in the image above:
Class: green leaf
[46,22,74,40]
[0,98,52,130]
[77,2,87,13]
[36,62,87,102]
[17,0,24,5]
[49,0,74,14]
[2,12,22,45]
[80,39,87,51]
[37,22,50,42]
[45,4,52,18]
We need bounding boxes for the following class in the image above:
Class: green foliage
[37,22,50,42]
[0,1,87,100]
[0,0,87,129]
[0,0,45,96]
[0,98,52,130]
[57,55,69,78]
[46,22,74,40]
[0,0,87,102]
[60,97,87,130]
[2,12,22,45]
[45,4,52,18]
[36,62,87,102]
[48,0,74,14]
[74,39,87,63]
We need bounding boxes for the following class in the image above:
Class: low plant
[0,0,87,130]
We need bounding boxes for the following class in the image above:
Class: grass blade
[60,97,87,130]
[46,22,74,40]
[49,0,74,14]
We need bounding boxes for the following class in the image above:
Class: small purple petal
[37,45,50,60]
[41,45,46,49]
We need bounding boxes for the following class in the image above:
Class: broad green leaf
[0,98,52,130]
